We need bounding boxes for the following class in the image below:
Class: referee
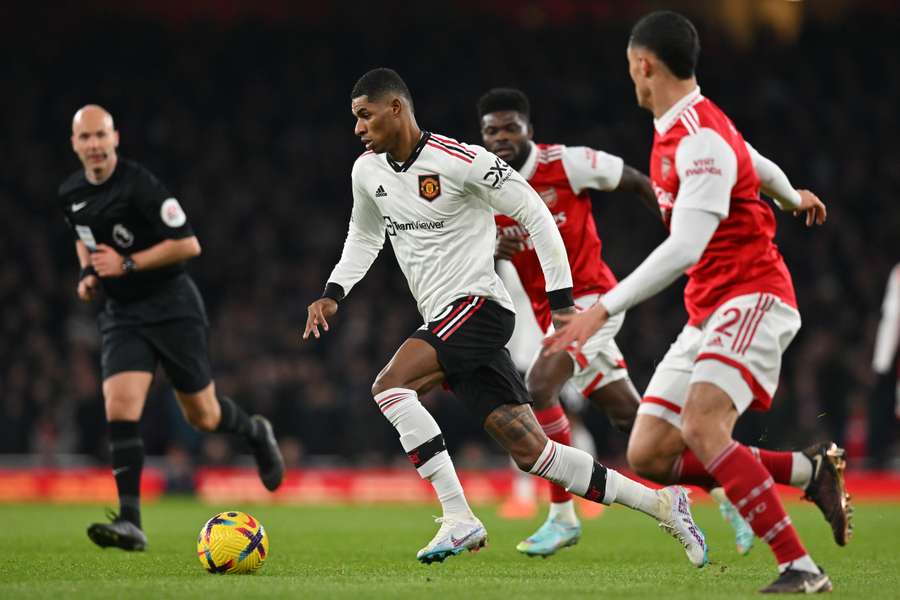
[60,105,284,551]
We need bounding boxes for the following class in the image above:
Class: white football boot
[416,515,487,564]
[657,486,709,567]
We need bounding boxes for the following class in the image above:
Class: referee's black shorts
[100,318,212,394]
[411,295,531,421]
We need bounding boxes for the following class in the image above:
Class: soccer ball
[197,511,269,574]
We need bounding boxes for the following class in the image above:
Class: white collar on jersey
[516,141,539,180]
[654,86,703,135]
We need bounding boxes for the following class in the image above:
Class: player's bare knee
[372,363,410,397]
[370,371,395,397]
[625,444,645,473]
[371,378,407,398]
[104,394,141,420]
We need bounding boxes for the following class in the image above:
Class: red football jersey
[495,143,621,331]
[650,91,796,325]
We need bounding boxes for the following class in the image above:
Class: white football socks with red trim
[528,439,593,496]
[791,452,813,488]
[529,440,662,518]
[374,387,472,519]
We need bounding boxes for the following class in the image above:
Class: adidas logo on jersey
[708,336,724,348]
[375,185,388,198]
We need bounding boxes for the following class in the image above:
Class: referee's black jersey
[59,159,207,326]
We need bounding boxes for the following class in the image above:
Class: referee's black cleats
[87,512,147,551]
[250,415,284,492]
[801,442,853,546]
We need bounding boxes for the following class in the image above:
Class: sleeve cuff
[600,289,628,316]
[547,287,574,311]
[322,282,346,303]
[773,188,802,211]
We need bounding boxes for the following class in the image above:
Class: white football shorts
[639,292,801,429]
[530,293,629,398]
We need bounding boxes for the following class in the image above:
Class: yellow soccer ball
[197,511,269,574]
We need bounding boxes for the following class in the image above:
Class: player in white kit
[303,68,707,566]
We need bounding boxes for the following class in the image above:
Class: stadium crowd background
[2,1,898,478]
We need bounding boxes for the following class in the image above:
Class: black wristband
[322,282,345,304]
[79,265,97,280]
[548,287,575,311]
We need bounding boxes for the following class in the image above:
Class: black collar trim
[386,131,431,173]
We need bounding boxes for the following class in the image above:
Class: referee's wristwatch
[121,254,137,273]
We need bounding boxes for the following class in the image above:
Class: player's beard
[501,142,531,172]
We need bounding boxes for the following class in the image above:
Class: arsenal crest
[537,187,558,208]
[418,174,441,201]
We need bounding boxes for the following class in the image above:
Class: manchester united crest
[418,174,441,201]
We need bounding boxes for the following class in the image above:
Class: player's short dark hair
[476,88,531,121]
[629,11,700,80]
[351,68,413,108]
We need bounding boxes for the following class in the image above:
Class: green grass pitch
[3,499,898,599]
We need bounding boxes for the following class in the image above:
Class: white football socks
[375,388,473,519]
[602,469,663,519]
[548,500,578,525]
[529,440,663,519]
[779,554,821,575]
[791,452,813,488]
[528,439,593,496]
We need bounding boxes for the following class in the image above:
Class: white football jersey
[327,131,573,322]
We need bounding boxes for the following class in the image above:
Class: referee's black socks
[216,395,259,442]
[108,420,144,528]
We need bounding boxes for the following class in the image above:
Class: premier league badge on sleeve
[418,174,441,201]
[160,197,187,227]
